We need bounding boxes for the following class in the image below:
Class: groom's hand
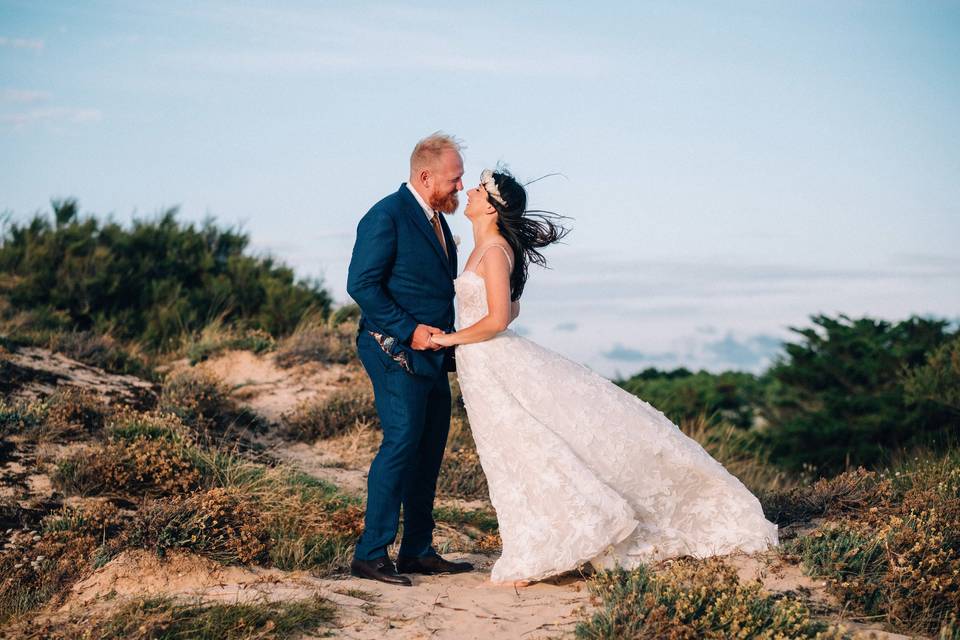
[411,324,444,350]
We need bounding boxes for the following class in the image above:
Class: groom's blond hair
[410,132,463,174]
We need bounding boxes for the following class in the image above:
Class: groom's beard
[429,190,459,214]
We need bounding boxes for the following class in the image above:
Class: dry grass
[124,487,271,565]
[52,435,202,498]
[0,387,112,442]
[785,452,960,636]
[15,593,336,640]
[275,309,357,368]
[0,528,97,625]
[281,382,378,441]
[760,467,892,526]
[184,317,276,365]
[680,414,794,496]
[436,383,489,501]
[159,368,265,443]
[47,330,154,378]
[576,557,844,639]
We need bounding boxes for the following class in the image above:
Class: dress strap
[477,243,514,271]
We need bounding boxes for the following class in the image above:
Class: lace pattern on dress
[452,268,778,583]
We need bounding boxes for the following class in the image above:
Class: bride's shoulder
[482,241,514,259]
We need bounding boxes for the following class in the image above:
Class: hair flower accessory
[480,169,507,207]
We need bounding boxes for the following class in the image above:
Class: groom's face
[427,149,464,214]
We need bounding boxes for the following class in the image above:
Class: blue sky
[2,1,958,377]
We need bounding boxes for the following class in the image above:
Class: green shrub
[616,367,768,429]
[762,314,958,473]
[0,199,331,352]
[903,335,960,415]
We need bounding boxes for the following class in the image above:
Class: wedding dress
[453,244,779,583]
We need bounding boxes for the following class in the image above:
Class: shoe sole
[350,567,413,586]
[396,567,474,575]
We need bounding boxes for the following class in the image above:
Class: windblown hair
[487,168,571,301]
[410,131,463,174]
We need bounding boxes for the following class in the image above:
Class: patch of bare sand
[2,345,156,408]
[57,549,591,640]
[264,420,380,496]
[189,350,354,424]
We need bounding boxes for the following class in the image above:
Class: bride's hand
[429,333,454,347]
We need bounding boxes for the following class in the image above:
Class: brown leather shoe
[350,556,413,586]
[396,553,474,575]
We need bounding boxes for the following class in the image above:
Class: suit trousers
[352,330,452,561]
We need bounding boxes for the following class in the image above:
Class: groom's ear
[418,168,432,189]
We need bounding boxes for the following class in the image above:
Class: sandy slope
[3,347,922,639]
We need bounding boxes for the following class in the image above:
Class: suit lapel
[397,184,453,272]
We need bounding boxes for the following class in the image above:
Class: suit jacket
[346,183,458,378]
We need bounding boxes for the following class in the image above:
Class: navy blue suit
[346,184,458,561]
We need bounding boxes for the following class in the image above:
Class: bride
[428,168,778,584]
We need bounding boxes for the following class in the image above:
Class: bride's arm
[432,249,512,346]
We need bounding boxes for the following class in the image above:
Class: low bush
[785,453,960,635]
[159,368,265,441]
[281,384,377,441]
[576,557,842,639]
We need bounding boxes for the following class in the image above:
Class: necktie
[430,212,448,259]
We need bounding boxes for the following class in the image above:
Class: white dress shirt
[406,182,448,258]
[406,182,438,223]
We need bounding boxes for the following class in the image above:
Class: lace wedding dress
[453,244,779,583]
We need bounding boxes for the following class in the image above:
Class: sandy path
[58,549,590,640]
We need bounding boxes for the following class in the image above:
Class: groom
[346,132,473,586]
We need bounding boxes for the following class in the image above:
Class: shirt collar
[406,182,437,221]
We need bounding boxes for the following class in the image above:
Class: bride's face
[464,185,497,221]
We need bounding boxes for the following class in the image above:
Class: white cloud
[0,36,44,50]
[0,89,50,104]
[1,107,102,128]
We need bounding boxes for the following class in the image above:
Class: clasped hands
[411,323,454,350]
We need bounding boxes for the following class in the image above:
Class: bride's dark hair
[487,168,571,301]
